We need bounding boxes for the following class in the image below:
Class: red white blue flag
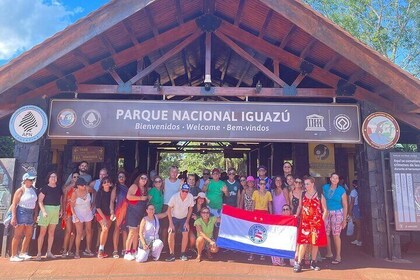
[217,205,298,259]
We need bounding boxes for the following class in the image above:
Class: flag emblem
[248,224,267,244]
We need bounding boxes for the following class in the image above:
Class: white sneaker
[10,256,23,262]
[124,253,134,261]
[19,253,32,260]
[356,241,362,246]
[351,240,359,245]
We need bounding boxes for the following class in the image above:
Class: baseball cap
[22,171,37,181]
[212,168,221,174]
[246,176,255,182]
[181,183,190,191]
[258,165,267,171]
[76,177,87,186]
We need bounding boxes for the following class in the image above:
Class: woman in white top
[71,178,94,258]
[136,204,167,262]
[9,172,38,262]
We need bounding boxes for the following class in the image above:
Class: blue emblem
[57,109,76,128]
[9,105,48,143]
[248,224,267,244]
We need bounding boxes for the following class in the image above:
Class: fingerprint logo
[19,111,38,132]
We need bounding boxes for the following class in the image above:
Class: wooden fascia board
[0,0,156,95]
[260,0,420,107]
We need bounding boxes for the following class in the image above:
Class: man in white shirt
[165,183,194,262]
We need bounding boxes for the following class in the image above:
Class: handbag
[346,217,354,236]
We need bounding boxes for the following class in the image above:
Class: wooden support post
[205,32,212,84]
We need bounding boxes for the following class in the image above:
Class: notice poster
[390,152,420,231]
[308,143,335,177]
[0,159,16,223]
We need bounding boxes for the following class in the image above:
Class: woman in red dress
[293,176,327,273]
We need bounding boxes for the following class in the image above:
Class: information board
[390,152,420,231]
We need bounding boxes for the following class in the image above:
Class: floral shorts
[325,209,344,236]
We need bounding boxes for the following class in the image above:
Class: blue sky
[0,0,109,66]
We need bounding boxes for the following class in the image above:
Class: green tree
[304,0,420,77]
[0,136,14,157]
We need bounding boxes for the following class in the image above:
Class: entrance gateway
[0,0,418,261]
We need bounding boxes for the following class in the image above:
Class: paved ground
[1,242,419,280]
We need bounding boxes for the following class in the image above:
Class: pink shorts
[325,209,344,236]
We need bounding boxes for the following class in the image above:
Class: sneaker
[10,256,24,262]
[74,254,80,259]
[351,240,359,245]
[46,252,56,259]
[112,251,120,259]
[19,253,32,260]
[165,254,176,262]
[293,262,302,273]
[356,241,362,246]
[310,260,321,271]
[180,253,188,261]
[61,251,68,258]
[123,253,135,261]
[82,250,94,257]
[97,250,108,258]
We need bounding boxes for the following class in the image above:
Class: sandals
[331,259,342,265]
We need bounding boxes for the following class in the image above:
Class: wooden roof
[0,0,419,129]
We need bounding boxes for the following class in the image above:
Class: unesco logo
[248,224,267,244]
[334,114,352,132]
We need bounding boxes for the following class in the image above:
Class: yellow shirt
[252,190,272,211]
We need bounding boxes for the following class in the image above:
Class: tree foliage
[304,0,420,77]
[0,136,14,158]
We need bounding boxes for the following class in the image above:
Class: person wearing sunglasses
[293,177,327,273]
[271,204,293,266]
[289,177,303,215]
[187,174,201,197]
[255,165,272,190]
[166,183,195,262]
[95,176,114,258]
[198,169,211,190]
[194,206,220,262]
[124,174,149,261]
[271,176,290,215]
[61,171,79,258]
[148,176,164,214]
[110,171,129,258]
[223,168,240,208]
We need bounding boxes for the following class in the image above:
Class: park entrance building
[0,0,419,259]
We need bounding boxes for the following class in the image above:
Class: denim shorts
[171,217,188,233]
[16,206,35,226]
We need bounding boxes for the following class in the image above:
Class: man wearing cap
[255,165,272,191]
[202,168,229,217]
[223,167,240,208]
[165,183,195,262]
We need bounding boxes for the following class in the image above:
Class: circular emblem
[81,110,101,128]
[334,114,352,132]
[362,112,400,150]
[248,224,267,244]
[9,105,48,143]
[57,109,76,128]
[314,144,329,160]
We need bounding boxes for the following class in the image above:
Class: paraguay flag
[217,205,298,259]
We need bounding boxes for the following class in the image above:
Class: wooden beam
[273,59,280,88]
[234,0,246,26]
[121,21,139,46]
[98,34,116,55]
[300,38,317,58]
[260,0,420,107]
[323,54,340,71]
[128,30,203,85]
[205,32,211,82]
[72,49,91,66]
[347,69,365,84]
[45,63,65,78]
[279,25,296,49]
[291,74,306,87]
[215,30,288,87]
[109,69,124,85]
[76,84,335,98]
[15,20,199,103]
[203,0,215,14]
[144,7,175,86]
[259,10,273,38]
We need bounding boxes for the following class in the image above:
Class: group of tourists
[8,160,361,273]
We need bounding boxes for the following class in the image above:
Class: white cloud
[0,0,82,60]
